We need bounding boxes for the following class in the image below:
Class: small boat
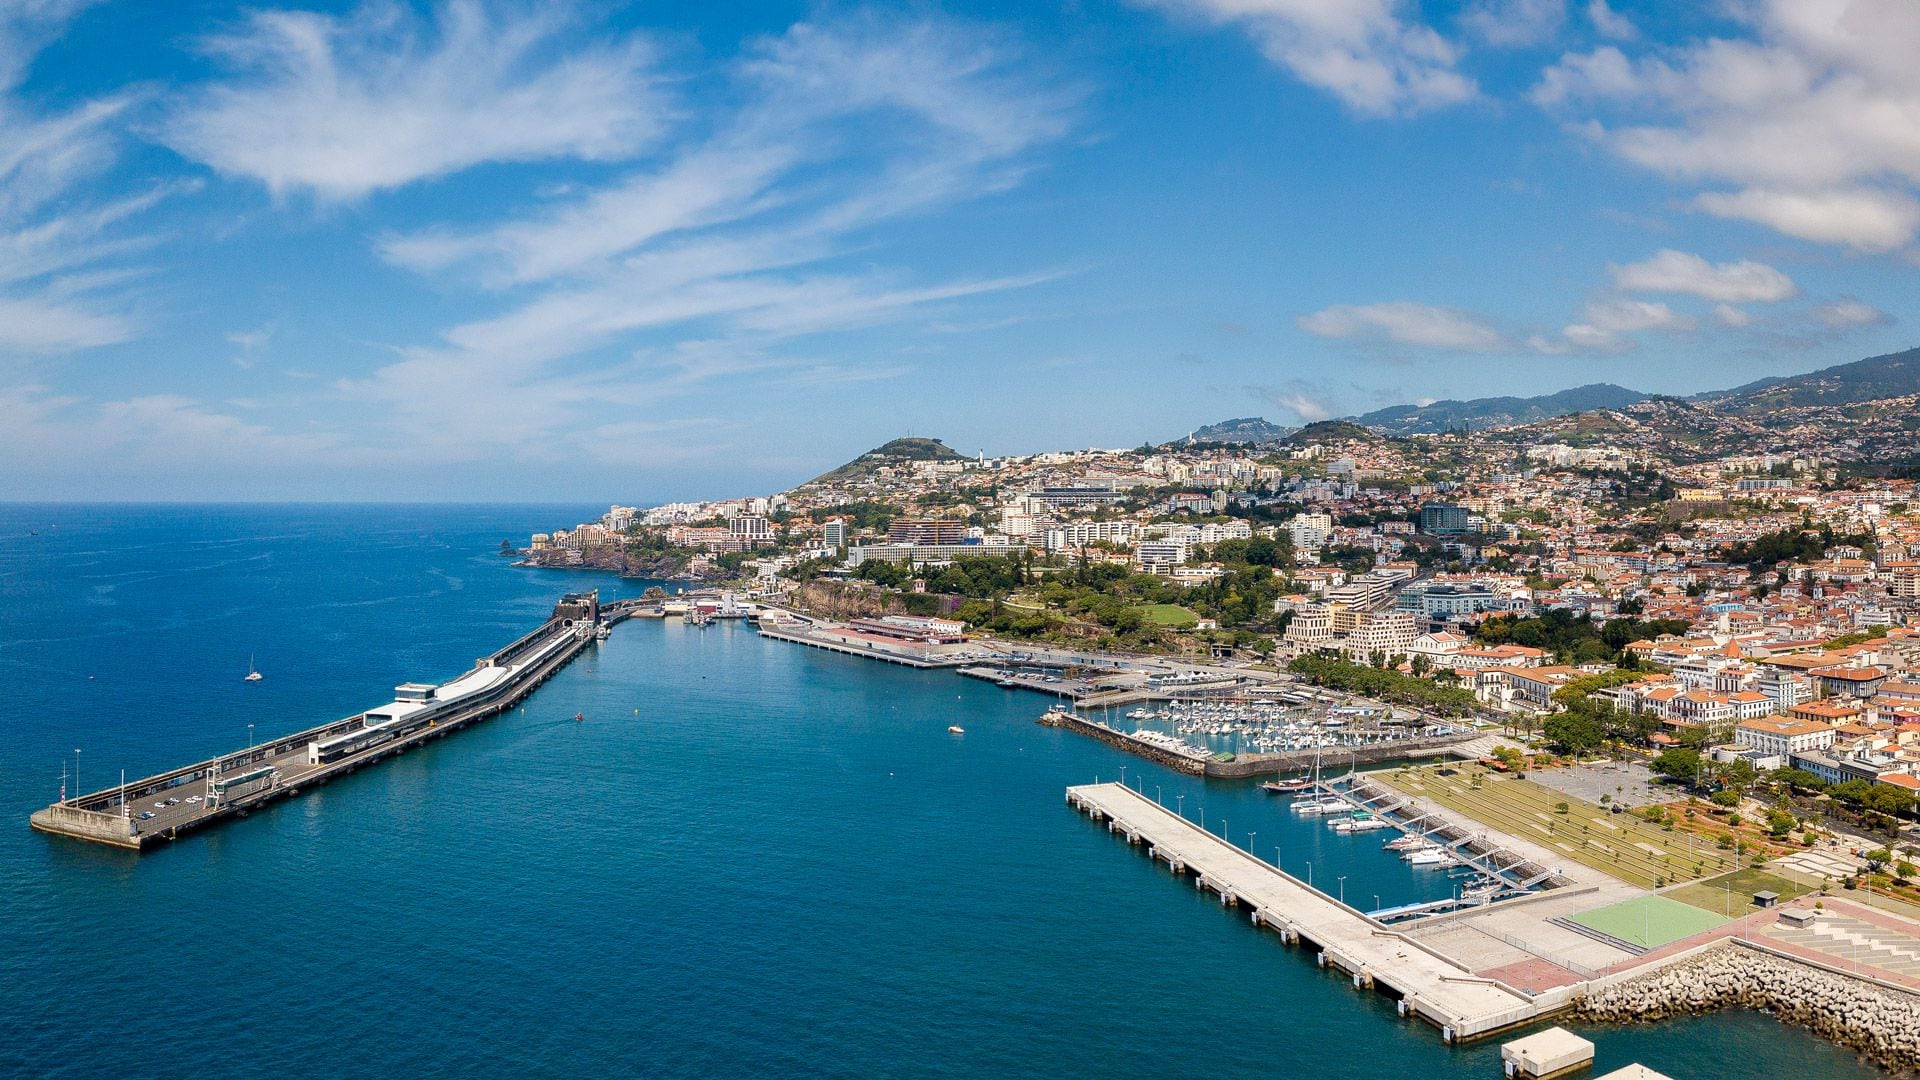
[1407,849,1458,868]
[573,712,585,722]
[1291,798,1346,816]
[1384,835,1431,852]
[1261,777,1314,794]
[1331,816,1390,833]
[244,654,263,682]
[948,725,965,734]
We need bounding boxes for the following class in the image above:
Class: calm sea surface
[0,504,1886,1077]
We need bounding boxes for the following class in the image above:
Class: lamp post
[1155,785,1162,806]
[1177,794,1185,820]
[1248,831,1256,859]
[73,748,81,802]
[1307,861,1314,887]
[1338,875,1347,905]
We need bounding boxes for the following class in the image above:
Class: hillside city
[525,348,1920,848]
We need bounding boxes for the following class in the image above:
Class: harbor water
[0,504,1887,1077]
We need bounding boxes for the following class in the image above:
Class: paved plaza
[1523,760,1672,809]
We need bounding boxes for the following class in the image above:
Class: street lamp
[1338,875,1347,905]
[73,748,81,801]
[1248,831,1256,859]
[1156,785,1163,806]
[1307,861,1314,887]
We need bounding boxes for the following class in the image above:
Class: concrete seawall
[27,804,139,849]
[1038,708,1477,778]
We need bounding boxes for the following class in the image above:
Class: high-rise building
[1418,503,1471,535]
[823,518,848,548]
[888,519,967,545]
[730,515,773,544]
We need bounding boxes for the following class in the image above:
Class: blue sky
[1,0,1914,502]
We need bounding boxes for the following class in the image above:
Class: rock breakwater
[1574,940,1920,1072]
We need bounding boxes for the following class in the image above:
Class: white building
[1734,716,1838,760]
[1289,513,1334,550]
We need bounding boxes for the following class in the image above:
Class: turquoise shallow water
[0,504,1888,1077]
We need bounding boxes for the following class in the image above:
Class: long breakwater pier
[1066,781,1558,1041]
[31,592,614,851]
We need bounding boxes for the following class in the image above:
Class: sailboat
[244,655,263,682]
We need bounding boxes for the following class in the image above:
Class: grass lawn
[1666,867,1817,918]
[1567,894,1729,950]
[1378,764,1741,890]
[1138,604,1199,628]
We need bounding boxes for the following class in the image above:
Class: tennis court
[1563,894,1730,951]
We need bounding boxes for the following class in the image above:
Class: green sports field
[1566,894,1730,950]
[1138,604,1199,627]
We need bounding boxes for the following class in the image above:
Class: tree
[1543,711,1606,755]
[1765,808,1796,838]
[1774,768,1828,794]
[1650,748,1703,785]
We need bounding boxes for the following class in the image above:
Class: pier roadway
[1067,782,1553,1040]
[33,601,601,850]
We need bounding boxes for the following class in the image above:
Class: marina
[1066,780,1556,1041]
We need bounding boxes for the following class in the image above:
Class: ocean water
[0,504,1887,1078]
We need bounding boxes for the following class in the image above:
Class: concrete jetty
[31,592,609,852]
[1066,781,1550,1040]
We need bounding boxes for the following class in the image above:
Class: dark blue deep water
[0,505,1888,1077]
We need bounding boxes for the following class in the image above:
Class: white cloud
[1712,303,1752,327]
[1533,1,1920,250]
[1533,322,1631,353]
[1580,297,1695,333]
[346,11,1079,450]
[1585,0,1636,40]
[1137,0,1475,116]
[1692,187,1920,251]
[1461,0,1566,49]
[0,385,349,485]
[1251,380,1333,422]
[1809,298,1892,329]
[0,1,98,90]
[1298,301,1510,351]
[0,295,129,350]
[162,1,667,199]
[0,2,169,354]
[381,12,1075,288]
[1608,248,1798,303]
[1527,297,1695,354]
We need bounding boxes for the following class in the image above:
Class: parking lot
[1524,759,1672,810]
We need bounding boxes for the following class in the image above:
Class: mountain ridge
[1184,347,1920,443]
